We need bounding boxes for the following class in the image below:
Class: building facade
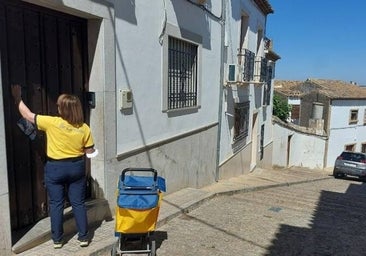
[300,79,366,167]
[0,0,278,254]
[274,79,366,169]
[218,0,279,179]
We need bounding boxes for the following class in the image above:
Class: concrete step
[12,198,111,254]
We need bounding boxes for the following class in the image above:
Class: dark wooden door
[0,0,89,230]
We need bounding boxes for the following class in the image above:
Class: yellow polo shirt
[36,115,94,160]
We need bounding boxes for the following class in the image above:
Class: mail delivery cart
[111,168,166,256]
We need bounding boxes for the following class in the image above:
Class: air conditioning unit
[227,64,237,82]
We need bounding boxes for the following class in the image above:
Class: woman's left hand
[85,148,98,158]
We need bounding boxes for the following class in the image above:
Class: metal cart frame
[111,168,165,256]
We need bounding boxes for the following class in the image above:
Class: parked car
[333,151,366,180]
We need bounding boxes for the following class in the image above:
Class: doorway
[0,0,89,231]
[251,113,258,169]
[287,135,292,167]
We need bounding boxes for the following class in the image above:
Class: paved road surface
[153,177,366,256]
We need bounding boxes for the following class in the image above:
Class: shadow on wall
[171,0,213,50]
[87,0,136,24]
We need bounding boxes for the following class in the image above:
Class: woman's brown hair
[57,94,84,126]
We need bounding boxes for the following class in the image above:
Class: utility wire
[185,0,223,23]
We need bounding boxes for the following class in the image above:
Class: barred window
[263,66,273,105]
[233,102,250,141]
[242,49,255,82]
[168,36,198,110]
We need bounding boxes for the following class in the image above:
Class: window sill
[225,81,251,87]
[163,105,201,116]
[225,80,265,87]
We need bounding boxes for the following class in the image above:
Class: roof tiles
[274,79,366,99]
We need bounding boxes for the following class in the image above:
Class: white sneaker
[79,240,89,247]
[53,241,63,249]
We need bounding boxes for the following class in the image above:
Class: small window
[362,143,366,153]
[349,109,358,124]
[364,109,366,125]
[167,36,198,110]
[162,24,202,112]
[263,66,273,106]
[233,102,250,141]
[260,124,264,160]
[345,144,355,152]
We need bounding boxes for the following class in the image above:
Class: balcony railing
[237,48,268,83]
[238,48,254,82]
[254,56,268,83]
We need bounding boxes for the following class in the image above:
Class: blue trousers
[45,159,88,242]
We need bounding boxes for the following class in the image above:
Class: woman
[11,84,97,249]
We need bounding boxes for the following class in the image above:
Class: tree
[273,94,292,122]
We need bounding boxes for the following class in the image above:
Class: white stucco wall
[17,0,224,198]
[115,1,222,155]
[288,97,300,105]
[2,0,224,252]
[219,0,271,170]
[273,122,326,169]
[327,99,366,167]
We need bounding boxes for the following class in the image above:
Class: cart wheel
[111,243,117,256]
[150,239,156,256]
[111,239,119,256]
[147,233,156,256]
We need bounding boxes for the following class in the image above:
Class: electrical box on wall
[86,91,96,109]
[120,89,133,110]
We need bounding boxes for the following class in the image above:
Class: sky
[266,1,366,85]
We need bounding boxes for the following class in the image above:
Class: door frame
[0,0,90,231]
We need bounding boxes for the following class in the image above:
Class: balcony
[254,56,268,83]
[264,37,281,62]
[226,48,271,87]
[238,48,255,82]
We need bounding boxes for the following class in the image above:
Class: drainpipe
[215,0,226,181]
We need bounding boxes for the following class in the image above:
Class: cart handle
[121,168,158,182]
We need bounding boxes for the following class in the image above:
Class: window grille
[233,101,250,141]
[238,49,254,82]
[260,124,264,160]
[263,66,273,105]
[168,36,198,110]
[260,58,268,82]
[254,56,267,82]
[244,50,254,82]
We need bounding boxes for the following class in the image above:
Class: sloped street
[156,177,366,256]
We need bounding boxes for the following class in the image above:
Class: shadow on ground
[265,180,366,255]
